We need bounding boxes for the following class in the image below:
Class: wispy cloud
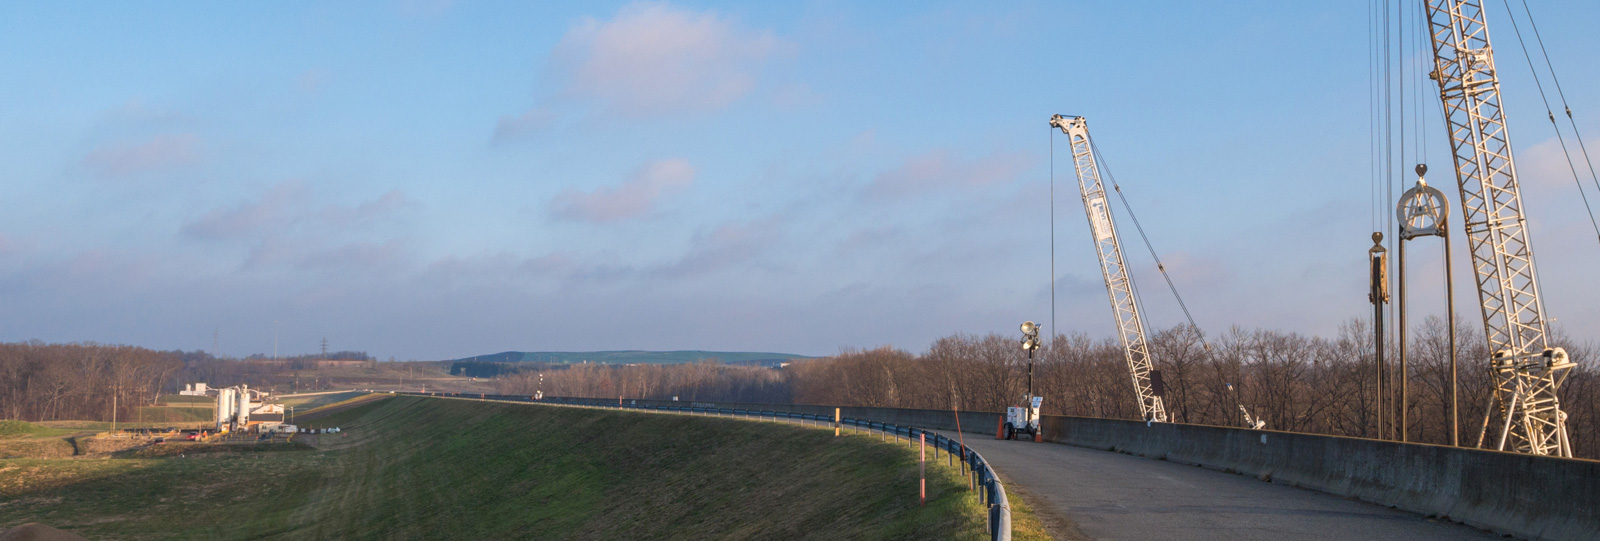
[865,148,1035,200]
[297,68,332,94]
[83,133,201,176]
[247,238,410,271]
[550,158,694,223]
[179,183,417,273]
[649,218,783,279]
[551,2,786,116]
[399,0,456,18]
[182,182,312,241]
[1516,134,1600,190]
[0,233,19,260]
[182,183,414,241]
[492,107,556,143]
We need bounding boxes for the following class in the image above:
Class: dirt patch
[0,522,88,541]
[74,437,148,455]
[114,442,312,459]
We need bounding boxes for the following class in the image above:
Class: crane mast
[1423,0,1574,456]
[1051,114,1168,423]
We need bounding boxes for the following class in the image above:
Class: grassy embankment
[0,396,1047,540]
[274,391,366,410]
[0,421,87,459]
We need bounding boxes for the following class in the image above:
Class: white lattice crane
[1423,0,1575,457]
[1050,114,1168,423]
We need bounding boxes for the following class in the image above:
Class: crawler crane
[1423,0,1575,456]
[1050,115,1168,423]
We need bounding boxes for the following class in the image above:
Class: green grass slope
[1,396,1021,540]
[0,421,81,459]
[0,421,51,438]
[275,391,369,411]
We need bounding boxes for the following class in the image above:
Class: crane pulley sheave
[1051,114,1168,423]
[1424,0,1574,457]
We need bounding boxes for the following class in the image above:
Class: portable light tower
[1004,321,1045,441]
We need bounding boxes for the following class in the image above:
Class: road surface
[953,434,1502,541]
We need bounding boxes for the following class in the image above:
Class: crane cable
[1519,0,1600,201]
[1085,134,1211,350]
[1498,0,1600,244]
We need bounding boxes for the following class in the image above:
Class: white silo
[237,384,251,427]
[216,387,233,431]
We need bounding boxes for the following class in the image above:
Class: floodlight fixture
[1019,320,1041,355]
[1020,320,1042,395]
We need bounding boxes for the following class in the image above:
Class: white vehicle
[1003,396,1043,441]
[273,424,298,434]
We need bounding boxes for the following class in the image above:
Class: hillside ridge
[454,350,816,365]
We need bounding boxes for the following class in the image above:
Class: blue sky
[3,1,1599,360]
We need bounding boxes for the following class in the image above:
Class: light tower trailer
[1003,395,1044,440]
[1003,321,1045,441]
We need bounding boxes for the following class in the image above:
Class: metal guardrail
[394,391,1013,541]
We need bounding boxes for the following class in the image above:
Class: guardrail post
[962,447,969,487]
[978,464,986,502]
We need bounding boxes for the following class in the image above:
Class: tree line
[0,342,390,423]
[495,317,1599,460]
[0,341,183,423]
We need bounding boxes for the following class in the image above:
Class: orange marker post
[919,433,926,506]
[834,408,841,437]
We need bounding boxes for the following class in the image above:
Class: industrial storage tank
[215,388,234,431]
[237,384,251,427]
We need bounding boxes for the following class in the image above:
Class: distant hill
[451,350,816,366]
